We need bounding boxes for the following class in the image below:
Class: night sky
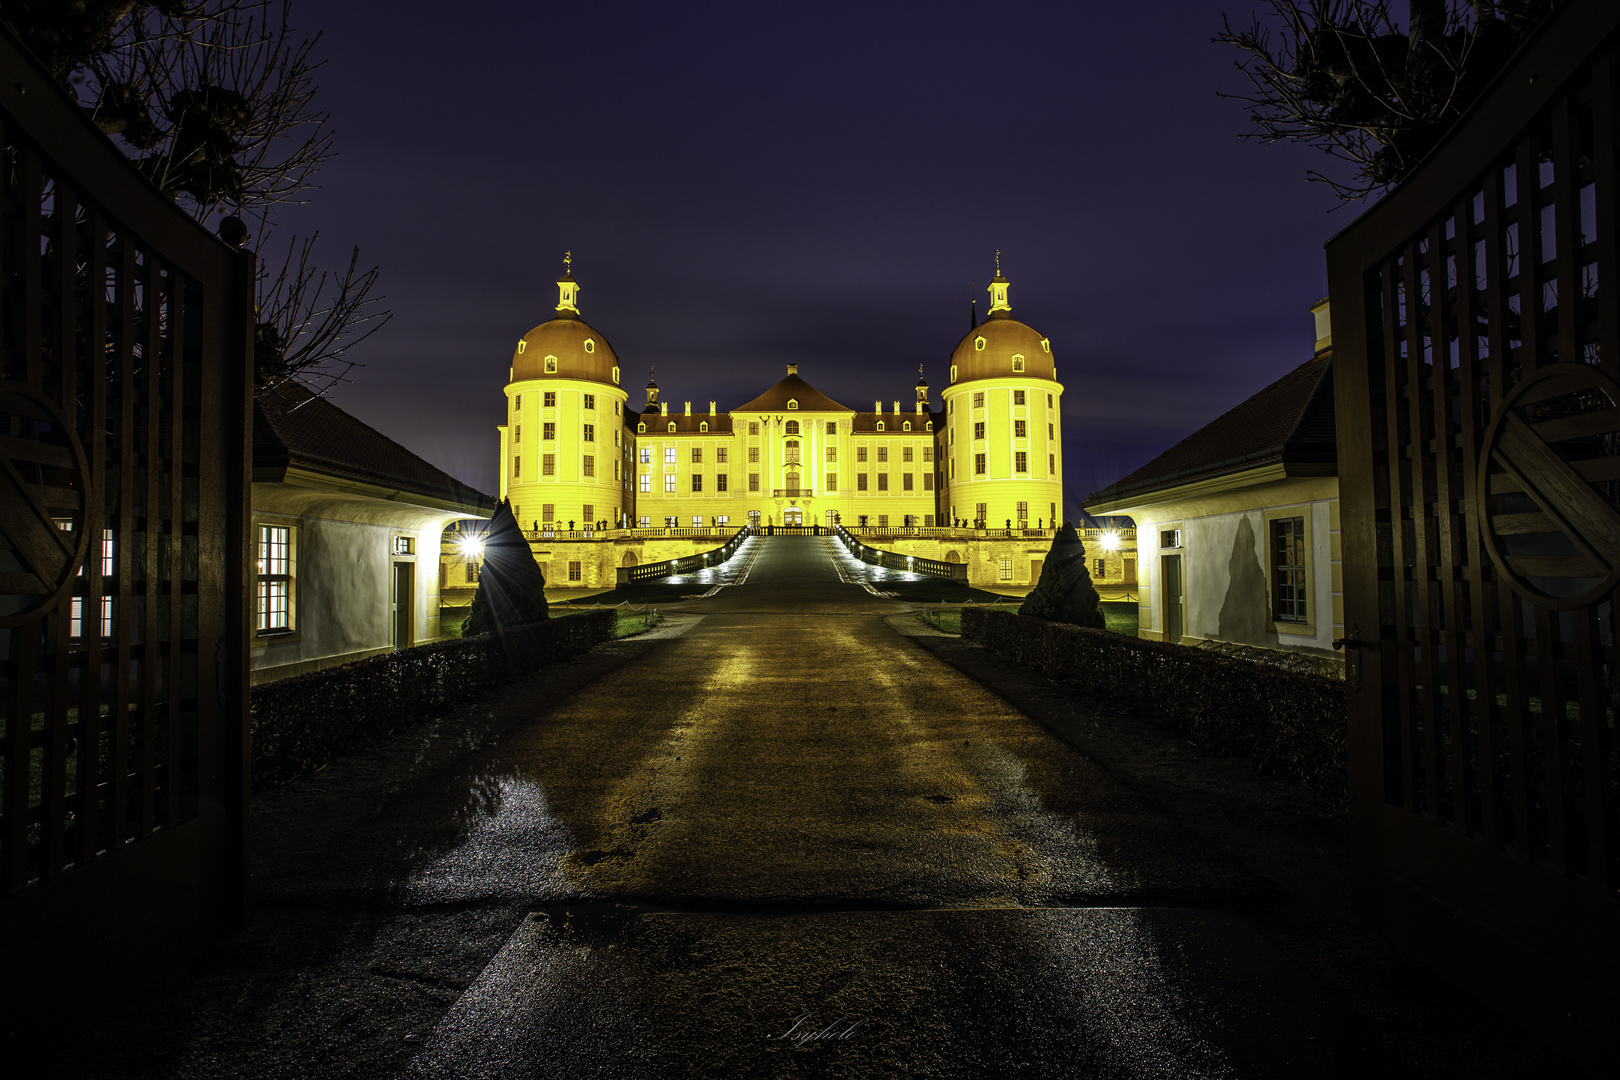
[271,1,1355,515]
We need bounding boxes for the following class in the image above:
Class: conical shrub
[1019,522,1105,628]
[465,500,549,635]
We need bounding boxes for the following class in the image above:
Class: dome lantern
[986,250,1011,318]
[555,250,580,316]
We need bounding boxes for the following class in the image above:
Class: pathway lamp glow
[1101,531,1120,552]
[458,534,485,558]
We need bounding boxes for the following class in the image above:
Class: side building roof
[1086,354,1336,510]
[254,382,495,513]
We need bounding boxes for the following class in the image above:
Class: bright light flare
[458,535,485,558]
[1101,532,1120,551]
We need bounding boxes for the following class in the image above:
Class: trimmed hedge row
[961,608,1348,805]
[250,609,618,791]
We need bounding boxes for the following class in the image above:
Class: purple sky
[272,1,1353,514]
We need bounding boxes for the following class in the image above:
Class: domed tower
[940,259,1064,529]
[499,256,630,531]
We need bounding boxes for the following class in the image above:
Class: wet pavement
[391,537,1331,1076]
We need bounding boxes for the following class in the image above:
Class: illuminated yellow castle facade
[497,263,1065,535]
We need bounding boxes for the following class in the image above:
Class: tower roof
[509,263,620,385]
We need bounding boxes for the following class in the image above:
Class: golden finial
[918,364,924,377]
[564,250,572,275]
[995,249,1001,275]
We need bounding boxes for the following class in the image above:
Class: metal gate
[0,28,252,1030]
[1327,1,1619,1067]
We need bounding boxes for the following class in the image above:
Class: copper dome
[510,314,621,385]
[949,314,1054,386]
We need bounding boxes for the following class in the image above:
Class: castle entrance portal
[782,507,803,526]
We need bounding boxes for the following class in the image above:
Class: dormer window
[544,355,558,373]
[876,421,885,431]
[612,366,620,384]
[700,421,709,432]
[785,420,799,434]
[584,338,596,353]
[925,421,933,431]
[668,422,677,432]
[903,421,912,431]
[517,340,527,354]
[638,422,646,433]
[787,398,799,410]
[950,365,958,382]
[1041,338,1051,353]
[1012,355,1025,372]
[974,336,986,352]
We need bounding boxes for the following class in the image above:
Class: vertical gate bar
[1404,242,1441,817]
[1456,186,1497,843]
[1429,213,1470,833]
[78,207,108,869]
[43,174,79,879]
[138,249,160,840]
[1593,54,1620,384]
[5,626,37,892]
[21,147,42,387]
[110,234,135,852]
[1550,100,1582,370]
[1571,610,1610,891]
[1533,605,1568,872]
[1381,260,1416,811]
[1516,141,1546,370]
[164,265,184,829]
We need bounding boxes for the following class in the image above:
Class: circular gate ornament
[0,383,90,628]
[1477,363,1620,610]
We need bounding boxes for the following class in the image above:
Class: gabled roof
[254,382,495,512]
[733,372,852,413]
[850,410,938,433]
[1087,355,1336,508]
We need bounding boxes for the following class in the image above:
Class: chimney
[1311,298,1332,356]
[709,401,717,414]
[893,401,900,415]
[660,401,668,416]
[684,401,691,415]
[874,400,881,415]
[787,363,798,375]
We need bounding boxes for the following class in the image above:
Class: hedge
[250,609,618,791]
[961,608,1348,805]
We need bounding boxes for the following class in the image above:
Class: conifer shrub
[1019,522,1105,628]
[465,499,549,636]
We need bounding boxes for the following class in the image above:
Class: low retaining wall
[961,608,1347,805]
[249,609,618,791]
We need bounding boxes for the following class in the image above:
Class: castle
[496,258,1067,540]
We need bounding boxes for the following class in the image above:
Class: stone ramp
[406,906,1334,1079]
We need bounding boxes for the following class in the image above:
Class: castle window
[584,394,596,410]
[1014,420,1026,438]
[542,453,555,476]
[717,473,729,491]
[513,457,521,478]
[903,447,914,463]
[1041,339,1051,353]
[950,365,958,381]
[784,440,801,464]
[973,392,984,408]
[876,421,885,431]
[925,421,933,431]
[517,340,527,354]
[974,337,986,352]
[584,423,595,442]
[1012,355,1024,372]
[974,422,985,440]
[640,474,651,492]
[665,447,677,464]
[543,422,555,440]
[515,424,522,442]
[717,447,728,463]
[877,446,888,463]
[903,421,911,431]
[613,366,620,384]
[749,422,759,435]
[974,453,986,475]
[826,421,837,435]
[1014,390,1025,405]
[877,473,888,491]
[825,474,837,492]
[583,455,595,477]
[749,473,760,491]
[545,355,558,373]
[1049,453,1055,473]
[584,338,596,353]
[923,473,933,490]
[544,392,557,407]
[665,474,677,493]
[1018,501,1028,521]
[638,422,646,433]
[785,420,799,434]
[858,473,868,491]
[903,473,914,491]
[826,446,836,462]
[787,399,799,410]
[857,446,867,462]
[515,394,522,410]
[922,447,933,462]
[1015,452,1027,473]
[692,447,703,463]
[1047,393,1053,407]
[700,421,709,432]
[569,561,582,582]
[668,422,677,432]
[691,474,703,492]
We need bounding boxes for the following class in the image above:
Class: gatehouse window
[255,524,295,634]
[1271,516,1308,622]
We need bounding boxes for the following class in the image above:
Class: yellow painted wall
[939,376,1064,528]
[500,376,632,529]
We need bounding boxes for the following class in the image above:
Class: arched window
[1012,354,1025,372]
[1041,338,1051,353]
[544,355,558,373]
[638,422,646,433]
[612,366,620,384]
[876,421,885,431]
[785,420,799,434]
[784,439,801,464]
[668,422,677,432]
[903,421,912,431]
[700,421,709,432]
[517,340,527,354]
